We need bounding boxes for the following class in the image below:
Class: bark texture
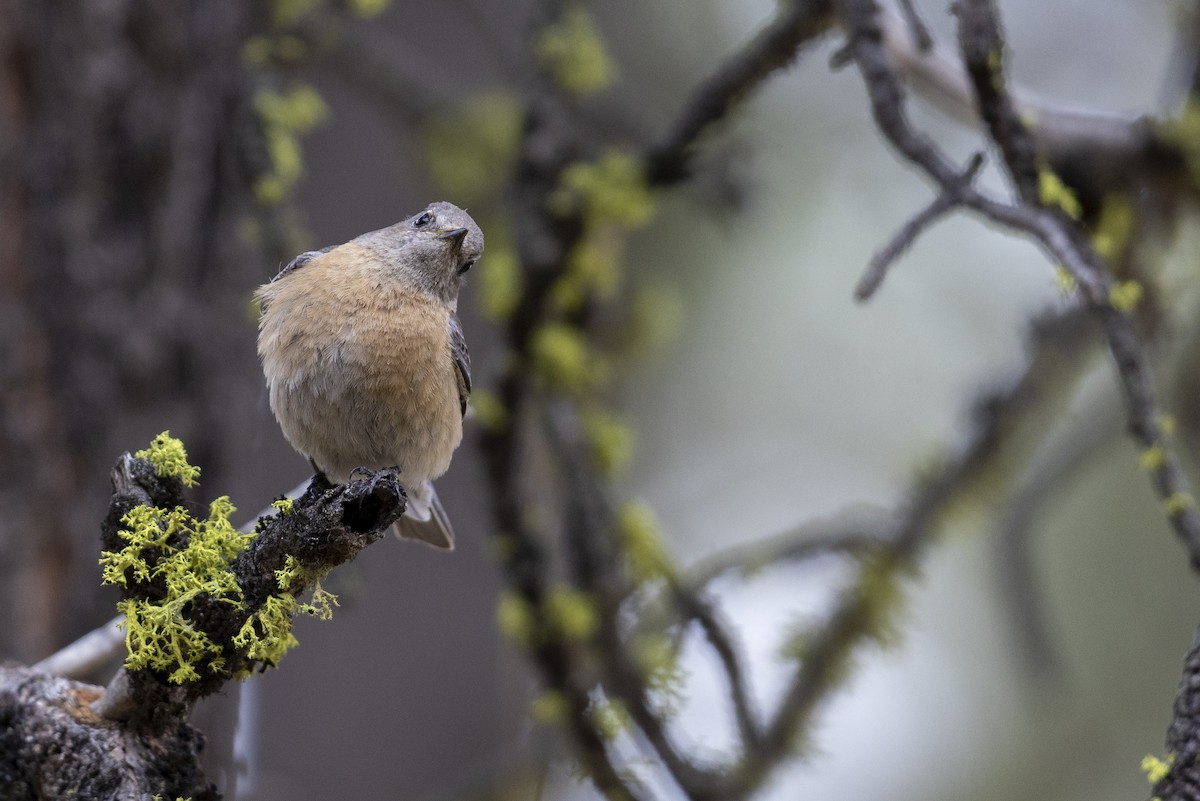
[0,666,217,801]
[0,0,270,664]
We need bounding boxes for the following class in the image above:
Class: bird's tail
[392,480,455,550]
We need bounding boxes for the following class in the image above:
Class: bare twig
[32,615,125,680]
[669,584,763,750]
[993,384,1121,678]
[683,506,894,590]
[894,0,932,51]
[644,0,834,187]
[855,151,984,300]
[953,0,1039,202]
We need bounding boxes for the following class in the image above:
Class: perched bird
[255,201,483,549]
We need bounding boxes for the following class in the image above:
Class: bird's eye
[414,212,433,228]
[459,259,476,275]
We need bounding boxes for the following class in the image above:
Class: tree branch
[1152,621,1200,801]
[92,453,404,732]
[643,0,834,187]
[855,151,984,300]
[838,0,1200,567]
[868,0,1160,178]
[682,506,893,591]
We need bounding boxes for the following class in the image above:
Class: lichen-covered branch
[3,431,406,795]
[1150,622,1200,801]
[91,439,404,733]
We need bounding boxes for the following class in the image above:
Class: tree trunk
[0,0,269,664]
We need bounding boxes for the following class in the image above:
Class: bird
[254,201,482,549]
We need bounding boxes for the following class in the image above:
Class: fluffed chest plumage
[258,254,462,485]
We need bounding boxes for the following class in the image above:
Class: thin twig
[732,422,985,793]
[683,506,893,590]
[895,0,933,51]
[870,0,1152,171]
[855,151,984,300]
[838,0,1200,566]
[993,385,1121,679]
[643,0,834,187]
[954,0,1039,203]
[669,584,763,750]
[32,615,125,680]
[542,399,722,799]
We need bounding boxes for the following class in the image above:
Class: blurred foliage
[535,3,618,95]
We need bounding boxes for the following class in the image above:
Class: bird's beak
[440,228,469,247]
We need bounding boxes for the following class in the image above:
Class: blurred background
[2,1,1199,799]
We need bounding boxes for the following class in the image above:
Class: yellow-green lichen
[531,323,606,392]
[581,408,634,476]
[496,590,538,646]
[535,4,616,95]
[349,0,389,16]
[1167,492,1196,516]
[618,500,674,583]
[1038,169,1082,220]
[550,152,656,228]
[253,85,329,205]
[1141,753,1174,784]
[1052,266,1076,295]
[545,584,599,642]
[589,698,630,741]
[272,497,294,515]
[632,634,685,713]
[233,594,300,666]
[273,555,338,619]
[424,91,523,203]
[255,84,326,130]
[105,434,338,680]
[1141,445,1166,471]
[1091,193,1135,264]
[986,46,1003,75]
[136,431,201,487]
[476,245,522,323]
[298,583,339,620]
[531,690,569,725]
[1108,280,1143,313]
[275,554,303,590]
[851,553,908,650]
[551,234,623,312]
[469,389,509,433]
[102,494,251,683]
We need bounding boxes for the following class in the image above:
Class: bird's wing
[258,247,334,313]
[449,313,471,418]
[269,246,333,284]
